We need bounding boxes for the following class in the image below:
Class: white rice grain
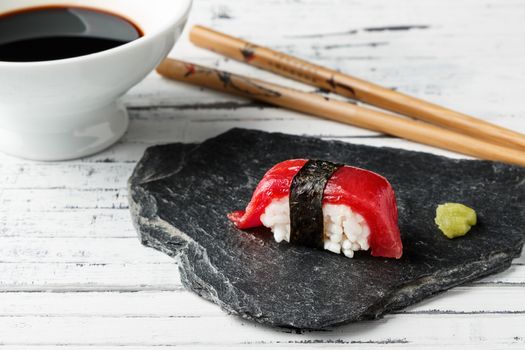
[259,197,371,258]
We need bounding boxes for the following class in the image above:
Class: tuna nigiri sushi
[228,159,403,259]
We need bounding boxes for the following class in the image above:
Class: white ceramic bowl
[0,0,192,160]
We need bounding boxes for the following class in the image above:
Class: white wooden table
[1,0,524,348]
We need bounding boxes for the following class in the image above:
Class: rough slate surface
[128,128,525,330]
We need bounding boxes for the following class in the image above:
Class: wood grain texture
[1,0,524,347]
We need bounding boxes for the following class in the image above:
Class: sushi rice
[260,197,370,258]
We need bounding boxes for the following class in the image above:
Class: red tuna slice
[228,159,308,228]
[228,159,403,259]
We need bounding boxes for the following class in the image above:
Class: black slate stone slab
[128,128,525,330]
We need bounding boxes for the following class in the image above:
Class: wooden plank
[0,313,524,346]
[0,164,134,190]
[0,189,129,211]
[0,209,136,238]
[0,262,181,292]
[0,237,173,264]
[1,286,524,318]
[0,291,219,317]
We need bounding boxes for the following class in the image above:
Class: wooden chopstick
[157,59,525,167]
[189,25,525,151]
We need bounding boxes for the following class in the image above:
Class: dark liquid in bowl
[0,6,142,62]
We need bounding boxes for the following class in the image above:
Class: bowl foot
[0,100,129,161]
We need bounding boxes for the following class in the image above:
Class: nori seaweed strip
[289,160,342,248]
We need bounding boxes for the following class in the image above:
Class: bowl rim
[0,0,193,67]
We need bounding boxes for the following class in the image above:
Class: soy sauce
[0,6,142,62]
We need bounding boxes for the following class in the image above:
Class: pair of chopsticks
[157,25,525,167]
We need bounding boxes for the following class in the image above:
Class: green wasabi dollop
[435,203,477,239]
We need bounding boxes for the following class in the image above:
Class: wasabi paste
[435,203,477,239]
